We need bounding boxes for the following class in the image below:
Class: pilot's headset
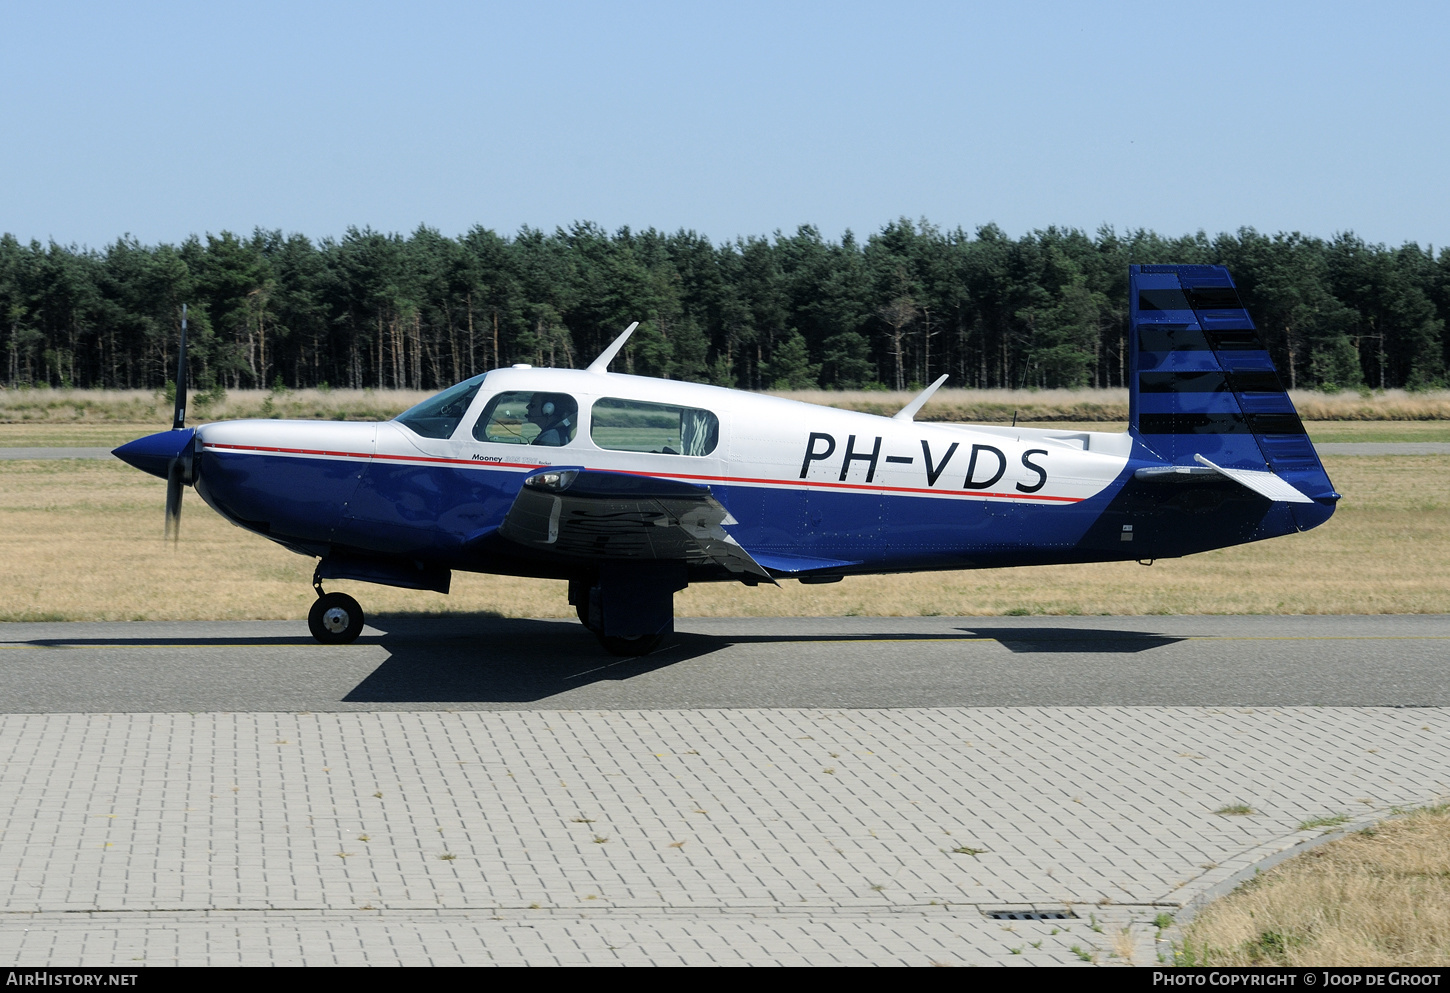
[540,394,571,425]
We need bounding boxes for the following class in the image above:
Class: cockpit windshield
[395,374,488,439]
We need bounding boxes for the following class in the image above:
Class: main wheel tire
[596,632,663,657]
[308,592,364,645]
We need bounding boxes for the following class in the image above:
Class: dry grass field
[1,389,1445,621]
[1180,806,1450,966]
[0,386,433,426]
[782,386,1450,423]
[0,452,1444,622]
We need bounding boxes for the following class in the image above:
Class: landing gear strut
[309,566,364,645]
[569,564,685,656]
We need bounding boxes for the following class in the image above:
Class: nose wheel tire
[308,592,364,644]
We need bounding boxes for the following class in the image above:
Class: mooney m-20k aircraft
[114,265,1339,654]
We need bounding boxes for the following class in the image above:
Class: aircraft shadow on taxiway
[14,617,1188,705]
[338,616,1187,703]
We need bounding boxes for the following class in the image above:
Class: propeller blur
[113,265,1339,655]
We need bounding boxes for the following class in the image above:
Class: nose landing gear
[308,567,364,645]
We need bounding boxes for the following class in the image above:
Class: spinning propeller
[164,304,193,541]
[112,305,197,542]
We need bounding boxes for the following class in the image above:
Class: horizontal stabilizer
[1133,465,1220,481]
[1191,454,1313,503]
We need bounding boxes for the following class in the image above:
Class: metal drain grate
[987,910,1078,921]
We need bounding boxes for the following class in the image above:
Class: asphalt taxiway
[1,614,1447,712]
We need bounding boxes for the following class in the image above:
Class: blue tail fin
[1128,264,1339,514]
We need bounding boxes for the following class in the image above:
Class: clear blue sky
[2,0,1447,250]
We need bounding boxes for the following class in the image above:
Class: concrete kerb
[1157,799,1450,962]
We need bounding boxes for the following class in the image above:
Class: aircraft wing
[499,469,775,582]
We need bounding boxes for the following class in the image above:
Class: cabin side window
[590,398,719,456]
[472,391,579,446]
[394,375,486,439]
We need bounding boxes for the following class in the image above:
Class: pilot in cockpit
[525,393,577,446]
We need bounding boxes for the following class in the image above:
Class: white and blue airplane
[114,264,1339,655]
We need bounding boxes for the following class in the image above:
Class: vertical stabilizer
[1128,264,1338,511]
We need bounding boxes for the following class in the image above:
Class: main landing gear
[569,563,686,657]
[308,567,364,645]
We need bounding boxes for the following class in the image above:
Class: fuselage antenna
[586,322,640,374]
[891,374,948,422]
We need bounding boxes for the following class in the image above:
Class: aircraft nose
[113,428,196,480]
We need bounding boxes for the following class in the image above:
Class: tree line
[2,220,1446,395]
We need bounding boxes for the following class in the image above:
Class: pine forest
[3,220,1446,397]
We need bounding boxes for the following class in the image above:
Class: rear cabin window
[472,391,579,446]
[395,375,485,439]
[590,398,719,456]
